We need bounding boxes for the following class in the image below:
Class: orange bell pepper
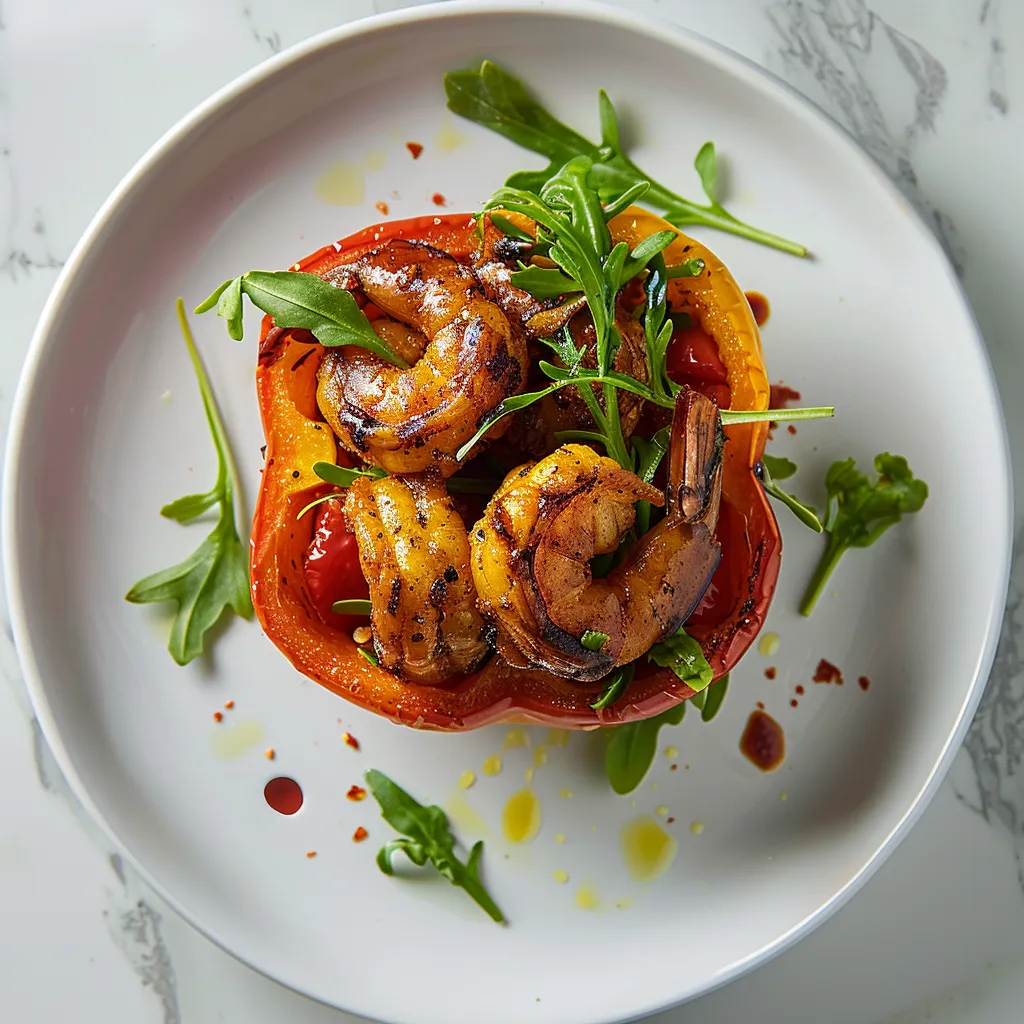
[251,210,779,730]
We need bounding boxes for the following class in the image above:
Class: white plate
[3,2,1011,1022]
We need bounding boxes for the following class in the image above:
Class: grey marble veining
[981,0,1010,115]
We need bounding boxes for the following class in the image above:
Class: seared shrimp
[471,389,722,682]
[344,473,488,685]
[317,239,528,476]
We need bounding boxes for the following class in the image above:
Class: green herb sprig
[125,300,253,664]
[445,61,806,256]
[365,769,505,924]
[800,453,928,616]
[760,454,823,532]
[196,271,408,368]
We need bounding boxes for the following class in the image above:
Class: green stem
[799,537,846,616]
[658,194,808,258]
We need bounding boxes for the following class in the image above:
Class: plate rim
[3,0,1013,1019]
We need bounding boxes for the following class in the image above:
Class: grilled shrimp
[344,473,488,684]
[317,239,528,476]
[470,389,722,683]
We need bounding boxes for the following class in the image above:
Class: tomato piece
[304,499,369,633]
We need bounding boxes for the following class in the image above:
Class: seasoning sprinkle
[342,732,360,751]
[352,826,369,842]
[347,785,367,801]
[223,700,235,709]
[213,711,223,723]
[264,748,275,760]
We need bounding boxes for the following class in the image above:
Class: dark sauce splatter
[265,777,304,815]
[813,659,844,685]
[858,675,871,691]
[740,710,786,772]
[406,141,423,159]
[745,291,771,327]
[764,666,777,680]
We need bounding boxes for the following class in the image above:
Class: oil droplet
[503,728,530,751]
[211,719,265,760]
[525,767,534,784]
[546,728,570,748]
[444,793,489,837]
[651,781,659,792]
[435,114,468,152]
[575,884,599,910]
[555,833,567,844]
[315,161,365,206]
[664,746,679,759]
[264,776,303,815]
[779,791,788,801]
[559,788,573,799]
[458,770,476,790]
[553,869,569,884]
[690,821,705,835]
[502,788,541,843]
[482,755,502,776]
[363,148,387,171]
[656,805,669,818]
[616,897,634,910]
[620,815,678,882]
[758,631,780,657]
[532,746,548,768]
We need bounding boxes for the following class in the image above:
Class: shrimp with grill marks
[344,472,488,685]
[470,388,723,683]
[316,239,528,476]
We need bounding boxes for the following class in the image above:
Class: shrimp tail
[665,388,724,531]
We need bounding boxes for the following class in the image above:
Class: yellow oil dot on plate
[525,767,534,784]
[553,869,569,884]
[502,788,541,843]
[315,161,365,206]
[656,805,669,818]
[559,788,573,799]
[690,820,705,835]
[616,897,634,910]
[779,791,789,801]
[555,833,567,844]
[444,793,489,837]
[503,728,530,751]
[363,148,387,172]
[458,770,476,790]
[435,114,468,152]
[546,728,570,748]
[664,746,679,759]
[482,755,502,776]
[758,631,780,657]
[575,884,599,910]
[620,815,678,883]
[210,719,265,760]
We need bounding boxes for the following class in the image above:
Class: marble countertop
[3,1,1024,1021]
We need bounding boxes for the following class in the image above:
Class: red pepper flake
[375,201,389,216]
[306,850,317,859]
[787,424,798,435]
[347,785,367,802]
[431,192,447,207]
[666,817,675,824]
[795,685,805,695]
[264,748,276,760]
[813,659,844,685]
[353,826,369,843]
[406,141,423,159]
[223,700,234,709]
[858,675,871,691]
[790,699,799,708]
[669,763,678,771]
[764,666,777,680]
[756,701,765,710]
[769,383,801,409]
[213,711,223,723]
[341,732,360,751]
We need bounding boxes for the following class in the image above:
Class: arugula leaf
[631,426,670,536]
[509,264,582,298]
[332,599,372,616]
[125,300,253,664]
[445,62,807,257]
[591,663,634,710]
[365,769,505,923]
[800,453,928,616]
[700,673,729,722]
[648,627,714,693]
[357,646,379,666]
[196,271,409,369]
[313,461,386,487]
[581,629,610,651]
[604,703,686,795]
[488,211,534,241]
[760,455,823,533]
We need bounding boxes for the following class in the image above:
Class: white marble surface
[2,1,1024,1021]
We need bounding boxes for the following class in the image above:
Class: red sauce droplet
[406,141,423,159]
[790,698,799,707]
[670,764,678,771]
[795,685,805,695]
[375,201,389,216]
[666,817,675,824]
[265,777,304,815]
[745,291,771,326]
[858,675,871,691]
[764,666,777,680]
[756,701,765,710]
[787,424,798,435]
[347,785,367,802]
[813,658,844,685]
[353,826,369,842]
[740,710,786,772]
[431,192,447,207]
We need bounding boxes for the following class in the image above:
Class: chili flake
[342,732,360,751]
[406,141,423,159]
[306,850,317,859]
[213,711,223,723]
[353,826,369,842]
[347,784,367,801]
[223,700,235,709]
